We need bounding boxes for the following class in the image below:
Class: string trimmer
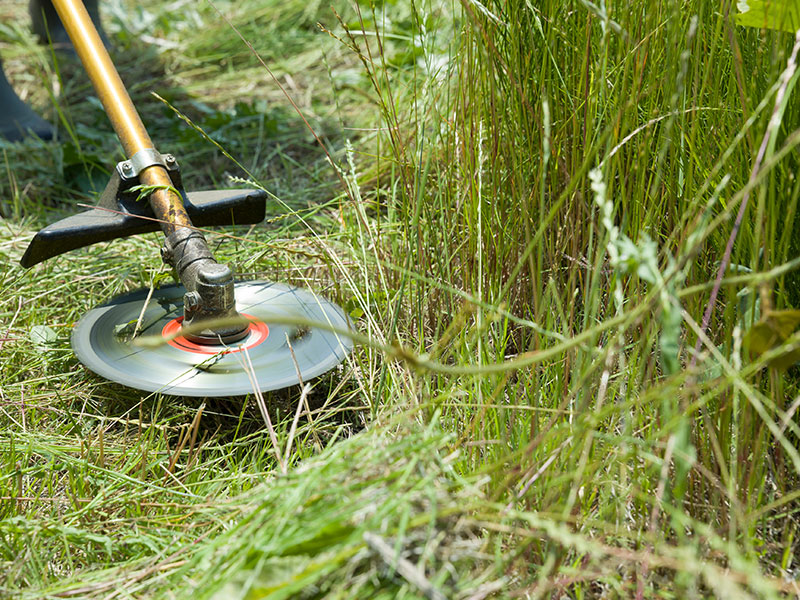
[20,0,352,396]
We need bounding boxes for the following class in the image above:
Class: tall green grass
[346,0,800,594]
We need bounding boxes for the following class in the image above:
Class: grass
[2,0,800,597]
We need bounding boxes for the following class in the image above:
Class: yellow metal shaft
[50,0,192,234]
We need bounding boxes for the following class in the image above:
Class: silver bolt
[183,291,201,311]
[160,245,173,265]
[121,162,132,173]
[165,155,176,164]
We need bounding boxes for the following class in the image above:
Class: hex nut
[183,291,201,310]
[160,245,174,265]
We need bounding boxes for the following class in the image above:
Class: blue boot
[0,60,54,142]
[29,0,109,50]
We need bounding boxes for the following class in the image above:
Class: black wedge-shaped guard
[20,169,267,268]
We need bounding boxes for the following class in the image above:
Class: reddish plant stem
[691,31,800,368]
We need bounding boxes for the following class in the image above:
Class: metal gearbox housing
[161,227,248,343]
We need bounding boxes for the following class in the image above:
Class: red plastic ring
[161,314,269,355]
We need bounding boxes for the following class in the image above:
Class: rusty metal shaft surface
[50,0,191,234]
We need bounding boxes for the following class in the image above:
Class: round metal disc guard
[72,281,353,396]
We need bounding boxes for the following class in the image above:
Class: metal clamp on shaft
[162,228,248,344]
[117,148,179,182]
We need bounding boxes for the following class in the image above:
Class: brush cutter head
[23,0,353,396]
[71,282,352,396]
[21,150,354,396]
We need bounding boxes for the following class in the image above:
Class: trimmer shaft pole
[50,0,191,235]
[50,0,248,343]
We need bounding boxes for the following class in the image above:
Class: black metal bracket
[20,162,267,268]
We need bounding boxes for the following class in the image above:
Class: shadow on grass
[85,367,366,464]
[1,32,342,229]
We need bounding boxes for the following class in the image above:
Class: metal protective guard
[20,184,267,268]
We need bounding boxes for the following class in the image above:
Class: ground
[2,1,800,598]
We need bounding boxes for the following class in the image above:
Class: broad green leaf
[114,320,138,339]
[736,0,800,33]
[30,325,57,348]
[744,308,800,369]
